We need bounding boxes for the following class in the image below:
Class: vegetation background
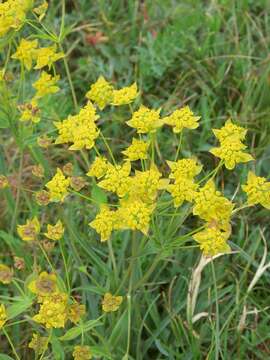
[1,0,270,359]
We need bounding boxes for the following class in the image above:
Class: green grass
[1,0,270,359]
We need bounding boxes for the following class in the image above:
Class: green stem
[60,44,78,110]
[2,327,20,360]
[107,238,118,279]
[174,131,183,161]
[99,131,116,165]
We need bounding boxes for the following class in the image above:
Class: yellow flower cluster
[163,106,200,133]
[33,71,60,99]
[73,345,92,360]
[68,302,86,324]
[210,120,254,169]
[12,40,63,71]
[86,76,114,110]
[122,138,149,161]
[117,199,154,235]
[242,172,270,209]
[29,333,48,355]
[89,206,117,242]
[102,293,123,312]
[44,220,64,240]
[54,102,99,150]
[17,217,40,241]
[12,39,38,70]
[97,161,131,198]
[193,225,231,256]
[28,272,58,299]
[33,292,68,328]
[28,272,85,329]
[89,162,167,240]
[127,105,162,133]
[167,158,202,207]
[45,168,70,202]
[0,304,7,328]
[0,264,13,284]
[0,0,32,37]
[18,100,41,123]
[86,76,138,109]
[87,156,108,178]
[34,45,64,69]
[192,180,233,255]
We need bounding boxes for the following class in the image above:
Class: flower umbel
[45,168,70,202]
[44,220,64,240]
[86,76,114,110]
[73,345,92,360]
[29,333,48,355]
[17,217,40,241]
[164,106,200,133]
[127,105,162,134]
[242,171,270,209]
[102,292,123,312]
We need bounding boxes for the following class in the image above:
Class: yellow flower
[193,224,231,256]
[45,168,70,202]
[34,45,64,69]
[129,165,168,203]
[210,120,253,170]
[242,171,270,209]
[126,105,162,133]
[18,99,41,123]
[163,106,200,133]
[33,292,68,329]
[167,178,198,207]
[11,39,38,70]
[0,264,13,284]
[0,0,32,37]
[122,138,149,161]
[193,180,233,227]
[111,83,139,106]
[116,199,154,235]
[29,333,48,355]
[98,161,131,197]
[54,102,100,151]
[0,304,7,329]
[0,175,9,189]
[210,138,253,170]
[68,302,86,324]
[33,1,48,21]
[102,292,123,312]
[167,158,202,180]
[89,206,117,242]
[86,76,114,110]
[17,217,40,241]
[73,345,92,360]
[28,272,59,298]
[44,220,64,240]
[212,119,247,143]
[33,71,60,98]
[86,157,108,179]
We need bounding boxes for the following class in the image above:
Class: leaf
[0,355,15,360]
[51,336,65,360]
[60,318,102,341]
[91,183,107,205]
[7,297,33,319]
